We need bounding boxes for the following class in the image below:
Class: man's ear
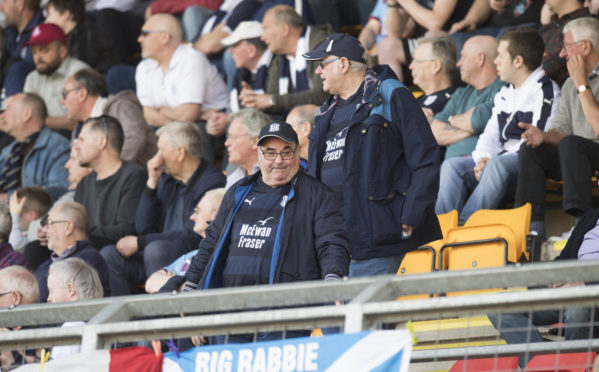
[21,106,33,123]
[10,291,23,306]
[67,282,77,300]
[513,55,524,69]
[176,146,186,162]
[59,43,68,60]
[97,134,108,150]
[432,59,443,75]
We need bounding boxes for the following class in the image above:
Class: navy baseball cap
[258,121,299,146]
[302,33,366,63]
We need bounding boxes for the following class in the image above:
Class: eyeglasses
[318,57,341,69]
[140,29,165,37]
[61,86,82,99]
[0,292,12,297]
[227,133,249,141]
[40,214,69,227]
[261,147,297,160]
[411,58,435,64]
[563,40,585,49]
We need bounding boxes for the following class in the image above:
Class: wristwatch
[268,96,275,106]
[577,84,591,93]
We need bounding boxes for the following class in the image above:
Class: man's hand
[238,82,274,109]
[9,193,25,215]
[116,236,138,258]
[567,54,589,88]
[402,224,414,238]
[37,225,48,247]
[449,19,476,33]
[474,157,489,181]
[422,107,434,123]
[146,152,165,189]
[206,111,228,137]
[489,0,508,12]
[519,122,543,148]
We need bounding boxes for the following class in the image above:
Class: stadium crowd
[1,0,599,366]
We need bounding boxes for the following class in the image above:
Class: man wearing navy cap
[165,120,350,342]
[304,33,441,277]
[23,23,89,131]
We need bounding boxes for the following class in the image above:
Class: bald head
[458,36,499,89]
[146,14,183,44]
[465,35,498,64]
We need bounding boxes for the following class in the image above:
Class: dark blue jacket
[308,65,442,260]
[182,171,350,290]
[135,160,225,251]
[35,240,110,302]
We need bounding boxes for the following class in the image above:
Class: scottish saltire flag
[12,331,411,372]
[164,330,412,372]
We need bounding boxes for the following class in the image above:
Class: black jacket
[309,65,442,260]
[181,170,350,290]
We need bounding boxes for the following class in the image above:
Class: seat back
[464,204,531,262]
[450,357,519,372]
[440,224,514,270]
[397,247,435,275]
[441,224,512,296]
[425,210,458,269]
[396,247,435,300]
[525,352,597,372]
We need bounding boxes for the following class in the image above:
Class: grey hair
[0,202,11,241]
[52,201,90,233]
[49,258,103,300]
[0,265,39,304]
[156,121,203,160]
[201,188,226,211]
[349,60,368,73]
[228,108,271,138]
[563,17,599,51]
[418,36,457,79]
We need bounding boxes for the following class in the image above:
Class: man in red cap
[23,23,89,132]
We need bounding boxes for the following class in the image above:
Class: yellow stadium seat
[440,224,511,270]
[423,210,458,269]
[396,247,436,299]
[464,203,531,262]
[397,246,435,275]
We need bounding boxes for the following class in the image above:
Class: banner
[12,331,412,372]
[163,330,412,372]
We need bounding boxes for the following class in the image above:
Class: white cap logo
[270,123,280,132]
[33,26,41,37]
[326,40,334,52]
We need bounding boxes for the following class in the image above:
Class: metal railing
[1,260,599,363]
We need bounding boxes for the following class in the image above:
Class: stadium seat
[397,246,436,276]
[525,352,597,372]
[423,209,458,269]
[464,203,531,262]
[450,357,519,372]
[396,246,436,299]
[440,224,511,270]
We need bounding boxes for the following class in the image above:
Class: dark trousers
[515,136,599,221]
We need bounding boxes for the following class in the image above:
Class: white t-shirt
[51,321,85,360]
[135,44,229,113]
